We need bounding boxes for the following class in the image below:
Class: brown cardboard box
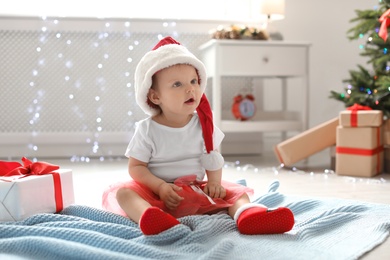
[330,145,336,171]
[384,146,390,173]
[336,126,383,177]
[383,120,390,146]
[274,117,338,166]
[339,110,383,127]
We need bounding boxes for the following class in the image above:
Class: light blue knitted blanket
[0,181,389,260]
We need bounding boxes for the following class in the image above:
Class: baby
[102,36,294,235]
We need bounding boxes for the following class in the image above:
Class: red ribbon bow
[0,157,59,177]
[379,9,390,42]
[346,103,372,127]
[347,103,372,112]
[0,157,64,213]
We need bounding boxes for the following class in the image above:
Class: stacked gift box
[274,104,387,177]
[336,107,383,177]
[383,120,390,173]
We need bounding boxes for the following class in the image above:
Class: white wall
[276,0,377,127]
[0,0,380,158]
[0,0,379,130]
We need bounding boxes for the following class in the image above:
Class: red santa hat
[134,36,223,171]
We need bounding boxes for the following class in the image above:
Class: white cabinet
[198,40,311,138]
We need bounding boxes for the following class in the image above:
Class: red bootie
[139,207,180,235]
[237,206,294,235]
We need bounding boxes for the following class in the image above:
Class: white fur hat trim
[134,44,207,116]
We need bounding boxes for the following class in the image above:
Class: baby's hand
[158,183,184,210]
[203,182,226,199]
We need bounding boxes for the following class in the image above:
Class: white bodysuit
[125,113,224,183]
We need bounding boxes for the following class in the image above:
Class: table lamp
[260,0,285,40]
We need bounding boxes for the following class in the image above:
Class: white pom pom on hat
[134,36,224,171]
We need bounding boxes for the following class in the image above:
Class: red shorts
[102,175,253,218]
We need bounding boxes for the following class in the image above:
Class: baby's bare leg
[116,187,151,223]
[116,187,180,235]
[228,193,251,218]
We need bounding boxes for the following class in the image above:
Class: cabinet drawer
[219,45,307,76]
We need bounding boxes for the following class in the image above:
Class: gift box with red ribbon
[339,104,383,128]
[383,119,390,146]
[0,157,74,221]
[384,146,390,173]
[336,104,384,177]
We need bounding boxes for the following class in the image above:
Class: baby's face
[150,64,202,116]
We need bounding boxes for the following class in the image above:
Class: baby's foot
[237,207,294,235]
[139,206,180,235]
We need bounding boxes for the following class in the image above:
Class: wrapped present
[383,119,390,146]
[274,117,339,166]
[330,145,336,171]
[0,157,74,221]
[336,125,383,177]
[339,104,383,127]
[384,146,390,173]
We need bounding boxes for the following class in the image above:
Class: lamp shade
[260,0,285,20]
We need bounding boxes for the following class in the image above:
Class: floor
[47,148,390,260]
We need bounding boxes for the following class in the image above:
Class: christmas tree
[330,0,390,117]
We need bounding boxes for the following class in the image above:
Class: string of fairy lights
[0,15,228,163]
[20,16,182,163]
